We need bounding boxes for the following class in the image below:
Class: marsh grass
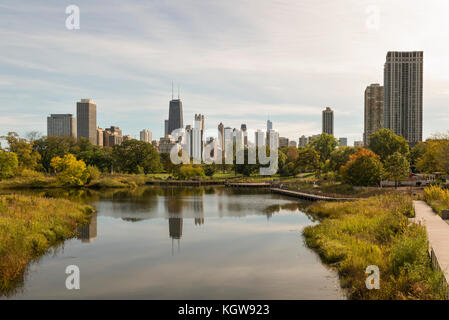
[423,185,449,215]
[303,195,446,299]
[0,195,92,295]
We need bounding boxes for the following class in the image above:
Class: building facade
[47,114,76,138]
[167,98,183,136]
[384,51,423,144]
[322,107,334,135]
[339,137,348,147]
[364,84,384,146]
[76,99,97,144]
[140,129,152,143]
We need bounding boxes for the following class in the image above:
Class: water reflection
[2,186,344,299]
[76,213,97,243]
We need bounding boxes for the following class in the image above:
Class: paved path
[413,201,449,286]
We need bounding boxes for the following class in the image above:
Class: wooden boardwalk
[270,188,357,202]
[413,201,449,291]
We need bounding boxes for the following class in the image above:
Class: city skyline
[2,1,449,145]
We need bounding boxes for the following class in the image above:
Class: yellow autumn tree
[50,154,90,186]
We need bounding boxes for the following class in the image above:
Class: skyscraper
[76,99,97,144]
[384,51,423,144]
[322,107,334,135]
[47,114,76,138]
[364,84,384,146]
[267,120,273,131]
[164,120,169,137]
[140,129,152,143]
[218,122,225,151]
[241,124,248,147]
[168,98,183,136]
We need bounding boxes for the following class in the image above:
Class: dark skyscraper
[168,98,183,136]
[322,107,334,135]
[384,51,423,144]
[364,84,384,146]
[76,99,97,144]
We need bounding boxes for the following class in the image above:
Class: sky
[1,0,449,145]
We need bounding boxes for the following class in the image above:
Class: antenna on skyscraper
[178,84,180,99]
[171,81,174,100]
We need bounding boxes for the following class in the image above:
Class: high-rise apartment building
[140,129,152,143]
[364,84,384,146]
[298,135,308,147]
[76,99,97,144]
[322,107,334,135]
[47,114,76,138]
[240,124,248,147]
[255,130,265,147]
[384,51,423,144]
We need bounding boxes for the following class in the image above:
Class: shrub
[423,185,449,214]
[0,151,18,179]
[86,165,101,183]
[50,154,89,186]
[340,148,383,186]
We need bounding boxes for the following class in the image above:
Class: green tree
[112,140,161,174]
[295,148,320,173]
[309,133,338,163]
[174,165,205,180]
[410,142,428,172]
[368,129,410,162]
[341,148,383,186]
[33,136,77,172]
[328,146,358,172]
[203,163,217,177]
[1,132,41,171]
[50,154,90,186]
[0,151,18,179]
[384,152,410,188]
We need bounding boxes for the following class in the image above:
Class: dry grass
[0,194,92,295]
[303,195,446,299]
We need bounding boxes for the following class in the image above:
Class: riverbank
[303,195,447,299]
[0,194,93,295]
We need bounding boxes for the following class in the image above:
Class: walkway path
[270,188,358,201]
[413,201,449,288]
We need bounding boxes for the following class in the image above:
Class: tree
[174,165,205,180]
[410,142,428,172]
[328,146,358,172]
[50,154,90,186]
[0,151,18,179]
[340,148,383,186]
[309,133,338,163]
[295,148,320,173]
[112,140,161,174]
[368,129,409,162]
[286,146,299,162]
[384,152,410,187]
[33,136,77,172]
[1,132,41,171]
[203,163,217,177]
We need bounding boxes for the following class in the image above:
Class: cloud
[1,0,449,145]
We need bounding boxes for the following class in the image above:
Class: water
[4,187,344,299]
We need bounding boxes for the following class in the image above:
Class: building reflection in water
[169,217,182,255]
[77,212,97,243]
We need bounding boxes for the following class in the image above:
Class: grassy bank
[0,194,93,295]
[303,195,446,299]
[423,185,449,215]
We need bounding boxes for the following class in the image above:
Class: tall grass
[423,185,449,215]
[303,195,446,299]
[0,195,93,295]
